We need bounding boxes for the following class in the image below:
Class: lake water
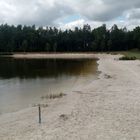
[0,57,98,114]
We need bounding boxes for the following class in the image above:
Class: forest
[0,24,140,52]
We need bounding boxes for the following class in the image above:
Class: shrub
[119,56,137,60]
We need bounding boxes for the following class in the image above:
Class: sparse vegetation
[121,50,140,60]
[119,56,137,60]
[59,114,68,121]
[104,74,112,79]
[41,92,66,100]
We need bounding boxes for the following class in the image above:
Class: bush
[119,56,137,60]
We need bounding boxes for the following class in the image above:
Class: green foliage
[21,40,28,52]
[121,50,140,59]
[119,56,137,60]
[0,24,140,52]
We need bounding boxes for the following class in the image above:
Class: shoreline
[0,54,140,140]
[5,53,98,59]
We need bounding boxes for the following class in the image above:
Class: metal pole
[38,104,41,124]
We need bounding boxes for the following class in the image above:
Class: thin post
[38,104,41,124]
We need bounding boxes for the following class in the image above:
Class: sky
[0,0,140,29]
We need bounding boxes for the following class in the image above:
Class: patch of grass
[107,50,140,60]
[41,92,66,100]
[121,50,140,60]
[59,114,69,121]
[104,74,112,79]
[119,56,137,60]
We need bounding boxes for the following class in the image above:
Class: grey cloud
[0,0,74,26]
[0,0,140,28]
[128,9,140,20]
[16,2,74,26]
[74,0,140,21]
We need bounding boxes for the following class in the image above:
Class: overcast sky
[0,0,140,29]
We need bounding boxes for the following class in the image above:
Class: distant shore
[8,53,98,59]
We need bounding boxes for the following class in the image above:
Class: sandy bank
[11,53,97,59]
[0,54,140,140]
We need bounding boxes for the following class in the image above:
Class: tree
[21,40,28,52]
[0,23,139,53]
[45,43,51,52]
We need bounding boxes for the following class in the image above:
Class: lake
[0,57,98,114]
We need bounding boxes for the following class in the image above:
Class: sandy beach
[12,53,97,59]
[0,53,140,140]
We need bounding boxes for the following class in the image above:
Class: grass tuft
[104,74,112,79]
[41,92,66,100]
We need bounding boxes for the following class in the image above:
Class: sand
[0,54,140,140]
[12,53,97,59]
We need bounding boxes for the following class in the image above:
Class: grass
[104,74,112,79]
[120,50,140,60]
[119,56,137,60]
[41,92,66,100]
[109,50,140,60]
[59,114,69,121]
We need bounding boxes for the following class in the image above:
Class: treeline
[0,24,140,52]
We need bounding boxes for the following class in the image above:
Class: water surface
[0,57,98,114]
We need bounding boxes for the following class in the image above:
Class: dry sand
[12,53,97,59]
[0,54,140,140]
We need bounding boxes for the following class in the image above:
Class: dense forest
[0,24,140,52]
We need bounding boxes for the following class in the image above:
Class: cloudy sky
[0,0,140,29]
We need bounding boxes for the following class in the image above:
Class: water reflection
[0,58,98,114]
[0,58,97,79]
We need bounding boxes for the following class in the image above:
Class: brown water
[0,57,98,114]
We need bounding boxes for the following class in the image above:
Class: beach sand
[12,53,97,59]
[0,53,140,140]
